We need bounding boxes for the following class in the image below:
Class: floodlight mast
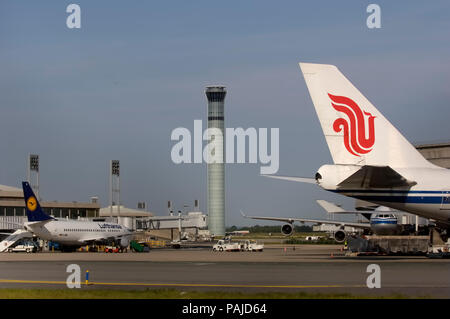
[27,154,40,200]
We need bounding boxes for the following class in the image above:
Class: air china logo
[328,93,376,157]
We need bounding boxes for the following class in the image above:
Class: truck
[130,240,150,252]
[104,245,128,253]
[240,240,264,252]
[213,239,240,252]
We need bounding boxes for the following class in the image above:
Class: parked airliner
[22,181,132,251]
[264,63,450,241]
[241,200,400,242]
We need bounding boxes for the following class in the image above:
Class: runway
[1,245,449,298]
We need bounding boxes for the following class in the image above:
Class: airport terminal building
[0,184,100,230]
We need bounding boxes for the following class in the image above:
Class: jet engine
[119,237,130,248]
[281,223,294,236]
[315,164,361,190]
[333,230,347,243]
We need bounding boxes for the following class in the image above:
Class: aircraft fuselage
[318,166,450,225]
[25,220,132,246]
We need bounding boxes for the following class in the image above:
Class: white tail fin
[299,63,433,168]
[316,200,346,213]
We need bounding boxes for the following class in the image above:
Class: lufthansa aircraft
[22,181,133,251]
[264,63,450,241]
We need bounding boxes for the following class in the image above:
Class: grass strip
[0,288,419,299]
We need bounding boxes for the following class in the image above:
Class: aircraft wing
[79,234,132,245]
[240,211,371,229]
[79,237,110,244]
[261,175,317,184]
[338,166,416,188]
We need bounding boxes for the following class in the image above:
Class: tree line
[226,225,313,233]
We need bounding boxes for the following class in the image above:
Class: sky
[0,1,449,226]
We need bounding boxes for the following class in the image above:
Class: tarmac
[1,245,449,297]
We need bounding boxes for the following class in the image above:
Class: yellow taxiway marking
[0,279,365,289]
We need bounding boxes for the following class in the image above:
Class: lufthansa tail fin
[22,181,53,222]
[299,63,434,168]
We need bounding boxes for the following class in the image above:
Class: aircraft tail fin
[22,181,53,222]
[299,63,434,168]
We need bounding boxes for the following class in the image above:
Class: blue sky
[0,1,449,225]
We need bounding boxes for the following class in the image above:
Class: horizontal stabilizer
[316,200,346,213]
[261,175,316,184]
[337,166,416,189]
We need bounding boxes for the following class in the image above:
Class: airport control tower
[205,86,226,237]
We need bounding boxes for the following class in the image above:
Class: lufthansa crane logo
[27,196,37,212]
[328,93,376,157]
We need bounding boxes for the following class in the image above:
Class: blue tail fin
[22,181,53,222]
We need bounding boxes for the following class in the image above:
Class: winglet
[240,210,248,218]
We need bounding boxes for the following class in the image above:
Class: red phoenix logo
[328,93,376,157]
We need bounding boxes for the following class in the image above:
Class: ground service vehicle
[213,239,240,252]
[240,240,264,252]
[8,241,37,253]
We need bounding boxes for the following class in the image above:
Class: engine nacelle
[316,164,361,190]
[333,230,347,243]
[281,223,294,236]
[119,237,130,248]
